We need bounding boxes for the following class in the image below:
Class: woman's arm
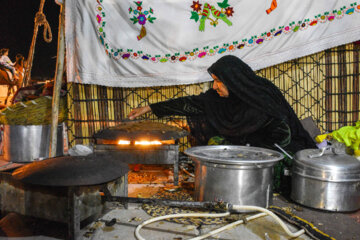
[127,95,205,120]
[128,105,151,120]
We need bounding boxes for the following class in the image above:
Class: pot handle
[308,146,343,158]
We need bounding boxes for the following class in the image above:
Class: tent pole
[49,0,65,158]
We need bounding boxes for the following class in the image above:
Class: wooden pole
[49,1,65,158]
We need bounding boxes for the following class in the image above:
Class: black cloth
[151,55,316,152]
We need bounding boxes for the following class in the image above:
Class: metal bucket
[3,124,64,163]
[185,145,283,208]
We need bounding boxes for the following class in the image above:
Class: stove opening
[115,139,175,146]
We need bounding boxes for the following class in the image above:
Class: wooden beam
[49,0,66,158]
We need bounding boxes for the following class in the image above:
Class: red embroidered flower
[225,7,234,17]
[191,1,202,12]
[137,6,142,11]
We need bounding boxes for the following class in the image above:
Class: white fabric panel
[65,0,360,87]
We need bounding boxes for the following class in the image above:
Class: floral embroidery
[95,1,360,64]
[266,0,277,15]
[190,0,234,32]
[129,1,156,40]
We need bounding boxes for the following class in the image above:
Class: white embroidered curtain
[64,0,360,87]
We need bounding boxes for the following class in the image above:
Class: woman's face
[211,74,229,97]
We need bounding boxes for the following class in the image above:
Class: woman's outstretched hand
[127,105,151,120]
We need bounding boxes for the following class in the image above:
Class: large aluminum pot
[3,124,64,163]
[291,148,360,212]
[185,145,283,208]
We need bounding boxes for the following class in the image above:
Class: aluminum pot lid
[294,148,360,181]
[184,145,283,165]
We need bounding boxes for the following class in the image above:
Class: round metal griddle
[12,154,129,186]
[93,120,189,141]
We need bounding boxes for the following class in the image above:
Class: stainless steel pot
[185,145,283,208]
[3,124,64,163]
[291,148,360,212]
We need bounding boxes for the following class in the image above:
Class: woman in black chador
[128,55,316,153]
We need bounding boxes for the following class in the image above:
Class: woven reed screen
[66,43,360,150]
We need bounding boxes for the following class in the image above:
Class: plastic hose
[230,205,305,238]
[190,212,267,240]
[135,205,305,240]
[134,212,230,240]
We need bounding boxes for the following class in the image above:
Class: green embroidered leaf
[135,1,142,7]
[130,16,138,24]
[190,11,199,22]
[218,0,230,9]
[148,17,156,23]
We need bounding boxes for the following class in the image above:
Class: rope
[35,11,53,43]
[24,0,53,86]
[36,0,52,43]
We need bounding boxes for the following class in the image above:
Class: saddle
[0,65,16,83]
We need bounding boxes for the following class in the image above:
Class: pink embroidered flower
[96,14,102,23]
[138,14,147,25]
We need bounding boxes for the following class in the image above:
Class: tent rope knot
[35,11,52,43]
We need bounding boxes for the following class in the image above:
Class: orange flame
[117,139,163,145]
[118,140,131,145]
[135,140,162,145]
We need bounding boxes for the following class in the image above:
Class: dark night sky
[0,0,60,80]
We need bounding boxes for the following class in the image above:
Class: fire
[117,139,163,145]
[135,140,162,145]
[118,140,131,145]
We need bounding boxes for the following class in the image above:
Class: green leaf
[148,17,156,23]
[190,11,199,22]
[130,16,138,24]
[134,1,142,7]
[218,0,230,9]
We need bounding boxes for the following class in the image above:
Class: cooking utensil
[12,154,129,186]
[93,120,189,141]
[185,145,283,208]
[3,124,64,163]
[291,147,360,212]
